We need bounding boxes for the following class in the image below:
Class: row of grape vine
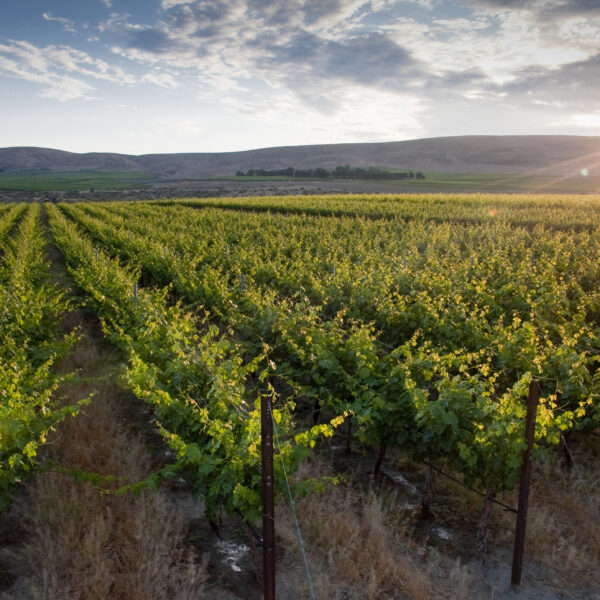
[59,198,599,504]
[0,204,85,510]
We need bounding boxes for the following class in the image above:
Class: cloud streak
[463,0,600,17]
[0,39,140,100]
[43,12,77,33]
[502,53,600,109]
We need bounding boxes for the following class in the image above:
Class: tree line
[236,166,426,180]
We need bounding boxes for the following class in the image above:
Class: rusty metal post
[511,380,540,587]
[421,464,433,520]
[261,395,275,600]
[373,444,386,480]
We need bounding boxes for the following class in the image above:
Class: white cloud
[160,0,195,8]
[39,78,95,101]
[42,12,77,33]
[0,40,137,101]
[141,71,178,88]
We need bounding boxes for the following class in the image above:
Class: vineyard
[1,194,599,599]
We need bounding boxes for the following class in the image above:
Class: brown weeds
[0,310,207,600]
[277,459,433,600]
[525,454,600,588]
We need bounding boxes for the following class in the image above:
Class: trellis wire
[269,402,317,600]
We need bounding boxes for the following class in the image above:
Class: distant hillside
[1,136,599,179]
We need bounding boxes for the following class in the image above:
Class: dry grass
[2,387,207,600]
[0,311,207,600]
[274,444,600,600]
[276,459,433,600]
[523,450,600,588]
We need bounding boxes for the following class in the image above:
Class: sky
[0,0,599,155]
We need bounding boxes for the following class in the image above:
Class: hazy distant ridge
[1,135,599,178]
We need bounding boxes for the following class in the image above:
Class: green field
[220,171,600,193]
[1,168,598,193]
[419,171,600,193]
[0,170,155,191]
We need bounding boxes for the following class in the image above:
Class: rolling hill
[1,135,599,180]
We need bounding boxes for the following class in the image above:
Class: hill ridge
[1,135,599,178]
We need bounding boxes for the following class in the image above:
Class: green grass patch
[218,170,600,193]
[0,171,155,191]
[418,172,600,193]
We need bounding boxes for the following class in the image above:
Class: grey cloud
[300,0,357,26]
[543,0,600,16]
[254,30,422,88]
[109,2,425,89]
[548,0,599,10]
[165,0,366,30]
[468,0,534,6]
[550,0,600,9]
[319,33,417,85]
[138,2,242,48]
[263,30,320,61]
[193,24,223,38]
[246,0,299,26]
[108,0,504,114]
[127,29,173,52]
[460,0,600,17]
[170,1,234,25]
[435,68,487,87]
[499,53,600,108]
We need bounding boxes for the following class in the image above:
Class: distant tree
[235,165,426,181]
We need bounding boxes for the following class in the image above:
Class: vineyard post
[261,395,275,600]
[421,464,434,519]
[511,380,540,588]
[133,282,138,304]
